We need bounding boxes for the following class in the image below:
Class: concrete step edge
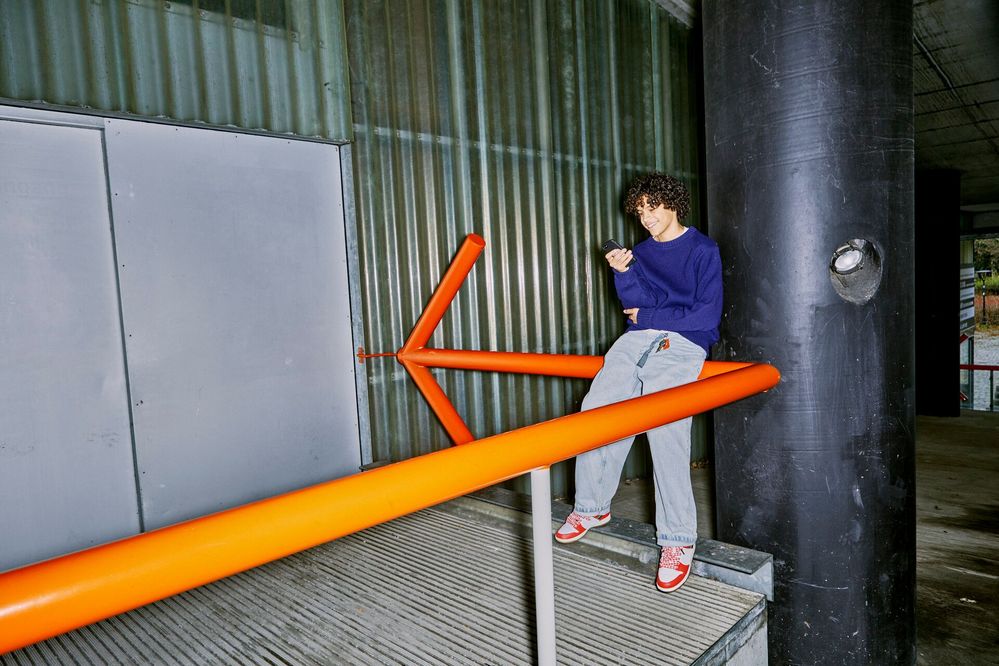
[454,486,774,602]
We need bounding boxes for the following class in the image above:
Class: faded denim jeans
[573,329,706,547]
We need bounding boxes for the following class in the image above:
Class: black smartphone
[601,238,636,267]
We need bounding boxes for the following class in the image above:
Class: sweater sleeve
[613,263,661,309]
[635,245,722,331]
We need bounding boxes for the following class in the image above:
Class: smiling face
[623,173,691,241]
[635,197,683,242]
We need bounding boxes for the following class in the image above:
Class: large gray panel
[0,115,139,571]
[104,120,360,529]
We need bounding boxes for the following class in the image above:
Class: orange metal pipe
[399,347,604,378]
[699,360,755,379]
[400,347,753,381]
[0,362,779,654]
[400,234,486,353]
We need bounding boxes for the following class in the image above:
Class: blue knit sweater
[612,227,723,354]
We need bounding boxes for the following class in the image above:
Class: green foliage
[975,239,999,274]
[977,275,999,294]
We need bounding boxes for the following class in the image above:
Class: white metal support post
[530,467,557,665]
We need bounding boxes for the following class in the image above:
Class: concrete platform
[1,498,766,665]
[914,411,999,664]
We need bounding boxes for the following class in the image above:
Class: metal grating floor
[1,505,762,665]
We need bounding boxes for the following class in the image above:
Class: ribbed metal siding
[346,0,705,494]
[0,0,352,141]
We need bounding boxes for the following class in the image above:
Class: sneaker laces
[566,512,586,528]
[660,546,685,570]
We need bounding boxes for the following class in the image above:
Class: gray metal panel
[0,113,139,571]
[104,119,360,529]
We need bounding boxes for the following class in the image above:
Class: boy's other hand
[605,248,634,273]
[624,308,639,324]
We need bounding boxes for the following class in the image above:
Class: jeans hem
[657,535,697,547]
[574,505,611,516]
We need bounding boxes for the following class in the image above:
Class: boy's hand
[605,248,634,273]
[624,308,639,324]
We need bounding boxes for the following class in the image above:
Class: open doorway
[964,235,999,411]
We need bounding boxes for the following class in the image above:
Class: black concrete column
[915,170,961,417]
[703,2,915,664]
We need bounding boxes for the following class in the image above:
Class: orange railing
[0,235,780,654]
[960,363,998,411]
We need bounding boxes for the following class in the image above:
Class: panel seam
[99,119,146,533]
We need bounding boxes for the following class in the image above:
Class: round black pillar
[702,2,915,664]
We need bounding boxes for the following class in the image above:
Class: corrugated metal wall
[0,0,705,497]
[0,0,352,140]
[345,0,705,495]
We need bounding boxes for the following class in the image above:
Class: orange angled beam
[400,234,486,353]
[399,348,604,378]
[0,362,778,654]
[400,347,754,381]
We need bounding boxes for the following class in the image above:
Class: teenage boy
[554,172,722,593]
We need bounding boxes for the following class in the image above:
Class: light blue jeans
[573,329,706,547]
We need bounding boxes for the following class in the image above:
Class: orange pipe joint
[399,358,475,445]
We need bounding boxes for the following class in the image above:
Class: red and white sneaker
[656,544,695,592]
[554,511,611,543]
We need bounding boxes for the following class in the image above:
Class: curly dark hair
[623,173,691,221]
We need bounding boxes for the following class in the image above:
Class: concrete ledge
[697,602,768,666]
[460,486,774,601]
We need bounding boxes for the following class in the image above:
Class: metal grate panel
[2,505,761,665]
